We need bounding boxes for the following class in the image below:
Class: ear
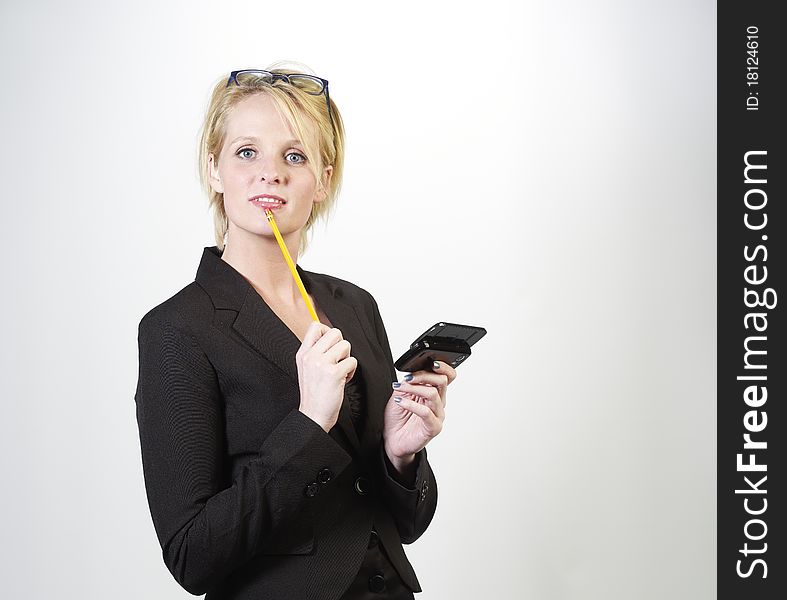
[314,165,333,203]
[208,153,224,194]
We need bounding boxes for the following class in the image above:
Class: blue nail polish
[432,361,440,370]
[404,374,414,382]
[392,382,401,388]
[394,396,402,403]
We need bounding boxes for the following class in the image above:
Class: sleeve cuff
[380,443,425,492]
[257,409,353,504]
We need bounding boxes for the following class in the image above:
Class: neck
[220,225,305,304]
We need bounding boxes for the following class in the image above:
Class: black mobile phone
[394,322,487,372]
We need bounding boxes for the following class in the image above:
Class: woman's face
[208,93,331,245]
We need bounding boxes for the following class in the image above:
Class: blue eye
[286,152,307,165]
[237,147,256,159]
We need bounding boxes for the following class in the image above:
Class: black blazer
[134,246,437,599]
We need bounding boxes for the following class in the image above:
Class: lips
[249,194,286,209]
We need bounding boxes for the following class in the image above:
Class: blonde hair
[198,63,345,256]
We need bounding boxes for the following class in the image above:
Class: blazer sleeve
[368,294,438,545]
[134,308,352,596]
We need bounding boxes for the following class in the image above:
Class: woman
[134,66,457,600]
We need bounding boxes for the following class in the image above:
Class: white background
[0,1,715,598]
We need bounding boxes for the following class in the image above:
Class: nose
[257,157,282,184]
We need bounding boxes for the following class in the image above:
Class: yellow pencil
[264,208,319,322]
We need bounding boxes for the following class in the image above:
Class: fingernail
[404,374,414,381]
[432,361,440,370]
[395,396,402,403]
[392,382,401,388]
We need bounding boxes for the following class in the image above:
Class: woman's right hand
[296,321,358,432]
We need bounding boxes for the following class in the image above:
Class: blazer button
[368,573,386,593]
[317,468,333,484]
[354,476,371,496]
[304,482,320,498]
[368,529,379,549]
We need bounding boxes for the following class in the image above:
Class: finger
[402,371,449,390]
[393,396,443,434]
[311,327,344,354]
[431,360,457,384]
[300,320,329,349]
[339,355,357,381]
[325,339,352,364]
[400,370,450,405]
[393,382,444,418]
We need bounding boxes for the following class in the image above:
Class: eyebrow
[228,136,304,147]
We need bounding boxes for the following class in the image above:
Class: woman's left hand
[382,360,457,462]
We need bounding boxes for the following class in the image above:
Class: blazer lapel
[232,287,302,383]
[301,268,388,460]
[297,266,366,454]
[195,246,372,454]
[195,246,301,382]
